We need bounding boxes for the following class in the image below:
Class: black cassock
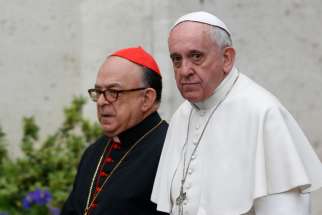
[62,112,168,215]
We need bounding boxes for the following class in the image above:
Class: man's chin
[100,123,117,136]
[182,92,202,103]
[102,128,118,138]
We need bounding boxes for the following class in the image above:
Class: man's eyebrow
[190,50,202,53]
[170,53,180,58]
[94,83,122,89]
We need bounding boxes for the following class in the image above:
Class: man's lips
[181,82,200,89]
[101,113,112,116]
[99,114,114,124]
[181,82,199,85]
[99,113,114,119]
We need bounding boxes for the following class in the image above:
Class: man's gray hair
[209,26,232,49]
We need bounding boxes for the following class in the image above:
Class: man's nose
[96,93,110,105]
[180,59,194,76]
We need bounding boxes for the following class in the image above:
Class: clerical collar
[191,67,239,110]
[116,112,162,147]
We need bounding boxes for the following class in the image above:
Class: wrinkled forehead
[96,56,143,88]
[168,22,213,48]
[169,21,211,39]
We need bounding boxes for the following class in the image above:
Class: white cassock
[151,67,322,215]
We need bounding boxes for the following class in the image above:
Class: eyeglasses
[88,87,147,103]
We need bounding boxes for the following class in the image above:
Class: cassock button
[188,169,193,175]
[186,183,191,189]
[112,143,121,149]
[99,170,108,177]
[96,187,102,193]
[104,157,113,164]
[191,155,196,160]
[193,135,199,144]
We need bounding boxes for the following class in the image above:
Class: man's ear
[141,88,157,112]
[222,47,236,74]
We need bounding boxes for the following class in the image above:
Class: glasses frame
[88,87,147,103]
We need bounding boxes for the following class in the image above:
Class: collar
[191,67,239,110]
[116,112,162,147]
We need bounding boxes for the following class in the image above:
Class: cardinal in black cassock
[62,47,169,215]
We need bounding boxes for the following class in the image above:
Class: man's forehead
[102,56,142,72]
[169,22,212,50]
[105,55,136,65]
[94,82,122,89]
[96,57,142,87]
[173,20,210,28]
[170,21,210,37]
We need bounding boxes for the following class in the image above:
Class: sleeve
[253,189,311,215]
[253,106,322,199]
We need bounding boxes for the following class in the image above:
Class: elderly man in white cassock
[151,11,322,215]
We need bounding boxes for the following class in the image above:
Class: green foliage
[0,97,102,214]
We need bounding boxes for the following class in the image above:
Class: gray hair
[209,26,232,49]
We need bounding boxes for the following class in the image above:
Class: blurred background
[0,0,321,213]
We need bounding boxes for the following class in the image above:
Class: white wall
[0,0,81,154]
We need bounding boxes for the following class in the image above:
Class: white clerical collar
[191,67,239,110]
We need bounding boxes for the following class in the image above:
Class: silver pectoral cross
[176,186,186,206]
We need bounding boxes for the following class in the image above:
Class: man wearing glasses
[62,47,168,215]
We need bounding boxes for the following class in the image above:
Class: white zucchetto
[171,11,231,36]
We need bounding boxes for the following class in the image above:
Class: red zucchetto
[110,47,161,76]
